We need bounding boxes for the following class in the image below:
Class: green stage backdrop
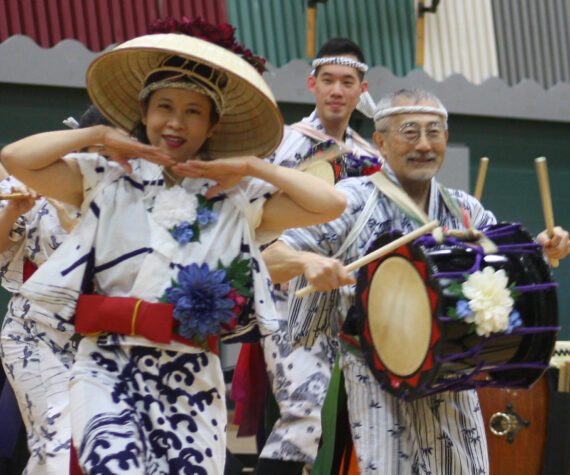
[0,85,568,340]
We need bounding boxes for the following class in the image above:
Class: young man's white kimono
[259,110,380,464]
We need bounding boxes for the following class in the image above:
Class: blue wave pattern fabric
[20,153,278,474]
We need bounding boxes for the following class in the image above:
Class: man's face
[307,55,367,126]
[373,99,448,186]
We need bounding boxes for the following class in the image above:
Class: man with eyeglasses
[261,88,569,474]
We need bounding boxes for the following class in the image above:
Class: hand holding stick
[295,220,439,298]
[0,192,31,200]
[473,157,489,202]
[535,157,559,268]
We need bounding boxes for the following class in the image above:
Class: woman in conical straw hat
[1,21,346,474]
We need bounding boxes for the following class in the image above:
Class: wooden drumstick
[0,192,31,200]
[295,220,439,298]
[535,157,559,268]
[473,156,489,202]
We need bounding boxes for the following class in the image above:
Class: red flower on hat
[150,16,267,74]
[151,17,178,33]
[216,23,237,48]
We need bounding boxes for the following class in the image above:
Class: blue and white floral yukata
[0,176,75,475]
[279,164,493,474]
[19,154,278,475]
[260,110,380,464]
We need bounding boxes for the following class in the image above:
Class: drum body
[354,222,559,401]
[298,140,380,185]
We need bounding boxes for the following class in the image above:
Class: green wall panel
[227,0,417,75]
[1,85,567,341]
[0,83,90,148]
[0,83,91,319]
[452,115,570,340]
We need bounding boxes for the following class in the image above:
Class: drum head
[303,160,337,185]
[368,255,432,377]
[355,231,441,400]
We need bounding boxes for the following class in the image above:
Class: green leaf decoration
[447,306,459,320]
[172,327,210,351]
[197,194,215,210]
[447,282,464,298]
[191,221,201,242]
[218,255,253,297]
[509,282,522,299]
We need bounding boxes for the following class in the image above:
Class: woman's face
[142,88,217,162]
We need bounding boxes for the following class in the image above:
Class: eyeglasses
[393,122,446,144]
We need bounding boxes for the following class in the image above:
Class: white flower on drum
[152,187,198,228]
[460,267,514,337]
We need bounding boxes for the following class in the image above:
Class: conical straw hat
[86,33,283,158]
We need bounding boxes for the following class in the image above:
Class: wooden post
[416,5,426,67]
[306,3,317,58]
[473,157,489,202]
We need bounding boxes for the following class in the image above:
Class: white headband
[311,56,368,75]
[373,105,448,124]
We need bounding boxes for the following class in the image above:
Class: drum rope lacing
[360,221,560,399]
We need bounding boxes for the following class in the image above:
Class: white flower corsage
[152,188,217,245]
[449,266,522,337]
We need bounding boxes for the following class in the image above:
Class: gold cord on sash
[130,299,143,336]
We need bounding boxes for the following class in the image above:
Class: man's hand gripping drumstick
[288,220,439,298]
[535,157,569,266]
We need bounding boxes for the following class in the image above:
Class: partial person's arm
[262,240,354,289]
[464,192,569,261]
[1,126,174,208]
[172,156,346,232]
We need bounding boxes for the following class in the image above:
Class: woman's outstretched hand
[100,128,175,173]
[171,157,254,198]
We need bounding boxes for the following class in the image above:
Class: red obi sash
[75,294,219,355]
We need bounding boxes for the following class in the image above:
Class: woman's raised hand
[100,127,175,173]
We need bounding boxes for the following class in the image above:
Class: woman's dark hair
[314,37,366,80]
[79,104,112,128]
[78,104,112,152]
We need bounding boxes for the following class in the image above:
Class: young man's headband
[311,56,369,75]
